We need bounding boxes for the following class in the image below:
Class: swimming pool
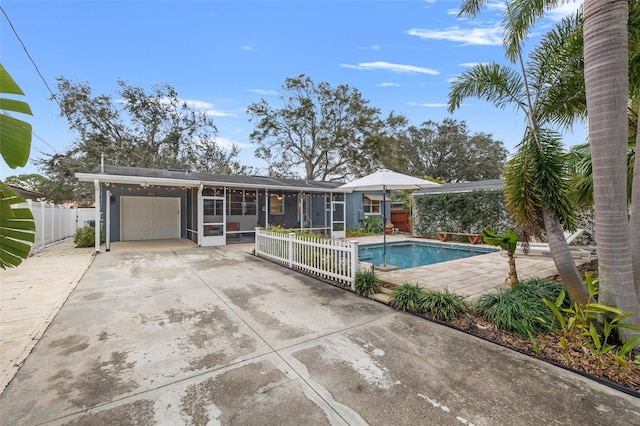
[358,241,498,270]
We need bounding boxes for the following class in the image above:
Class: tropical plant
[418,289,469,321]
[541,273,640,374]
[354,269,379,297]
[451,3,590,304]
[363,215,383,233]
[482,227,519,288]
[0,64,36,269]
[389,283,424,313]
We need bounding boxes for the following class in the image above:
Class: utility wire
[1,6,63,156]
[32,132,59,154]
[0,5,62,111]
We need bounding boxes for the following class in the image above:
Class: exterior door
[298,194,312,229]
[331,199,345,239]
[201,196,225,246]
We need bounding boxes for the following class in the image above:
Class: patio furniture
[437,231,483,245]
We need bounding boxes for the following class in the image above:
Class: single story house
[76,165,391,251]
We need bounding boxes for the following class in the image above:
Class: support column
[94,179,101,253]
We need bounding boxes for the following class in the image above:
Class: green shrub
[354,269,379,297]
[512,277,568,308]
[346,227,372,237]
[474,278,562,337]
[389,283,424,313]
[474,277,567,337]
[419,289,469,321]
[73,226,104,248]
[363,215,383,233]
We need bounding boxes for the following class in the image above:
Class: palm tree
[488,0,640,336]
[450,4,590,303]
[583,0,640,337]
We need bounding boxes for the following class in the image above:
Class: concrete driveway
[1,242,638,425]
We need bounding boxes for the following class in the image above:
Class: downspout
[265,188,269,229]
[197,184,203,246]
[94,179,101,253]
[105,190,111,251]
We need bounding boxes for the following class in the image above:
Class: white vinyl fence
[23,200,95,252]
[254,228,359,289]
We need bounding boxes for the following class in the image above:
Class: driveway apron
[0,244,638,425]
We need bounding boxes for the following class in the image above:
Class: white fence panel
[254,228,358,288]
[20,201,94,253]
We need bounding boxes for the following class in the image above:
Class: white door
[331,199,345,239]
[298,194,312,229]
[121,196,180,241]
[201,196,226,246]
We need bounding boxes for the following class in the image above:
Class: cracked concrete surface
[1,240,638,425]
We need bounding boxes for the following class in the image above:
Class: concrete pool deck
[346,235,590,300]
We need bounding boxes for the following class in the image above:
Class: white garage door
[121,196,181,241]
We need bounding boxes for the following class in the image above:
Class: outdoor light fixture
[277,192,283,200]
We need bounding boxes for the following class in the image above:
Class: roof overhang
[363,193,386,201]
[75,172,347,193]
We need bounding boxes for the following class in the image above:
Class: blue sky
[1,0,584,179]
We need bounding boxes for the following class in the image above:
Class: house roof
[75,165,344,193]
[413,179,503,196]
[7,184,47,200]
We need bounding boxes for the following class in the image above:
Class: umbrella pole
[383,186,387,267]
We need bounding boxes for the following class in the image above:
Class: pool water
[358,241,497,270]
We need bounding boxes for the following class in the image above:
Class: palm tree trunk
[543,210,589,304]
[584,0,640,338]
[631,116,640,303]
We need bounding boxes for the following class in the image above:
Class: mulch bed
[380,257,640,395]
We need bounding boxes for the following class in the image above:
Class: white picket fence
[22,200,95,252]
[254,228,359,289]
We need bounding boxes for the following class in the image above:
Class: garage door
[121,196,181,241]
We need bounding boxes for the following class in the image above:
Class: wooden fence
[254,228,359,289]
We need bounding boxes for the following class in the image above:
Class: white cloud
[248,89,279,96]
[409,102,448,108]
[216,136,251,149]
[486,1,507,12]
[242,45,253,51]
[459,62,488,68]
[407,26,503,46]
[205,109,235,117]
[547,0,582,21]
[340,61,439,75]
[377,82,400,87]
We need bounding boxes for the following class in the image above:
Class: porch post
[265,189,269,229]
[93,179,100,253]
[197,184,203,246]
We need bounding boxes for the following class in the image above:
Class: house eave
[75,172,346,193]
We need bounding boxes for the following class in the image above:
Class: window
[226,190,258,216]
[363,196,381,215]
[270,194,284,214]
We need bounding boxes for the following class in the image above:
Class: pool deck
[348,234,591,301]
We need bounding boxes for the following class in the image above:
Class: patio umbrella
[337,169,440,268]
